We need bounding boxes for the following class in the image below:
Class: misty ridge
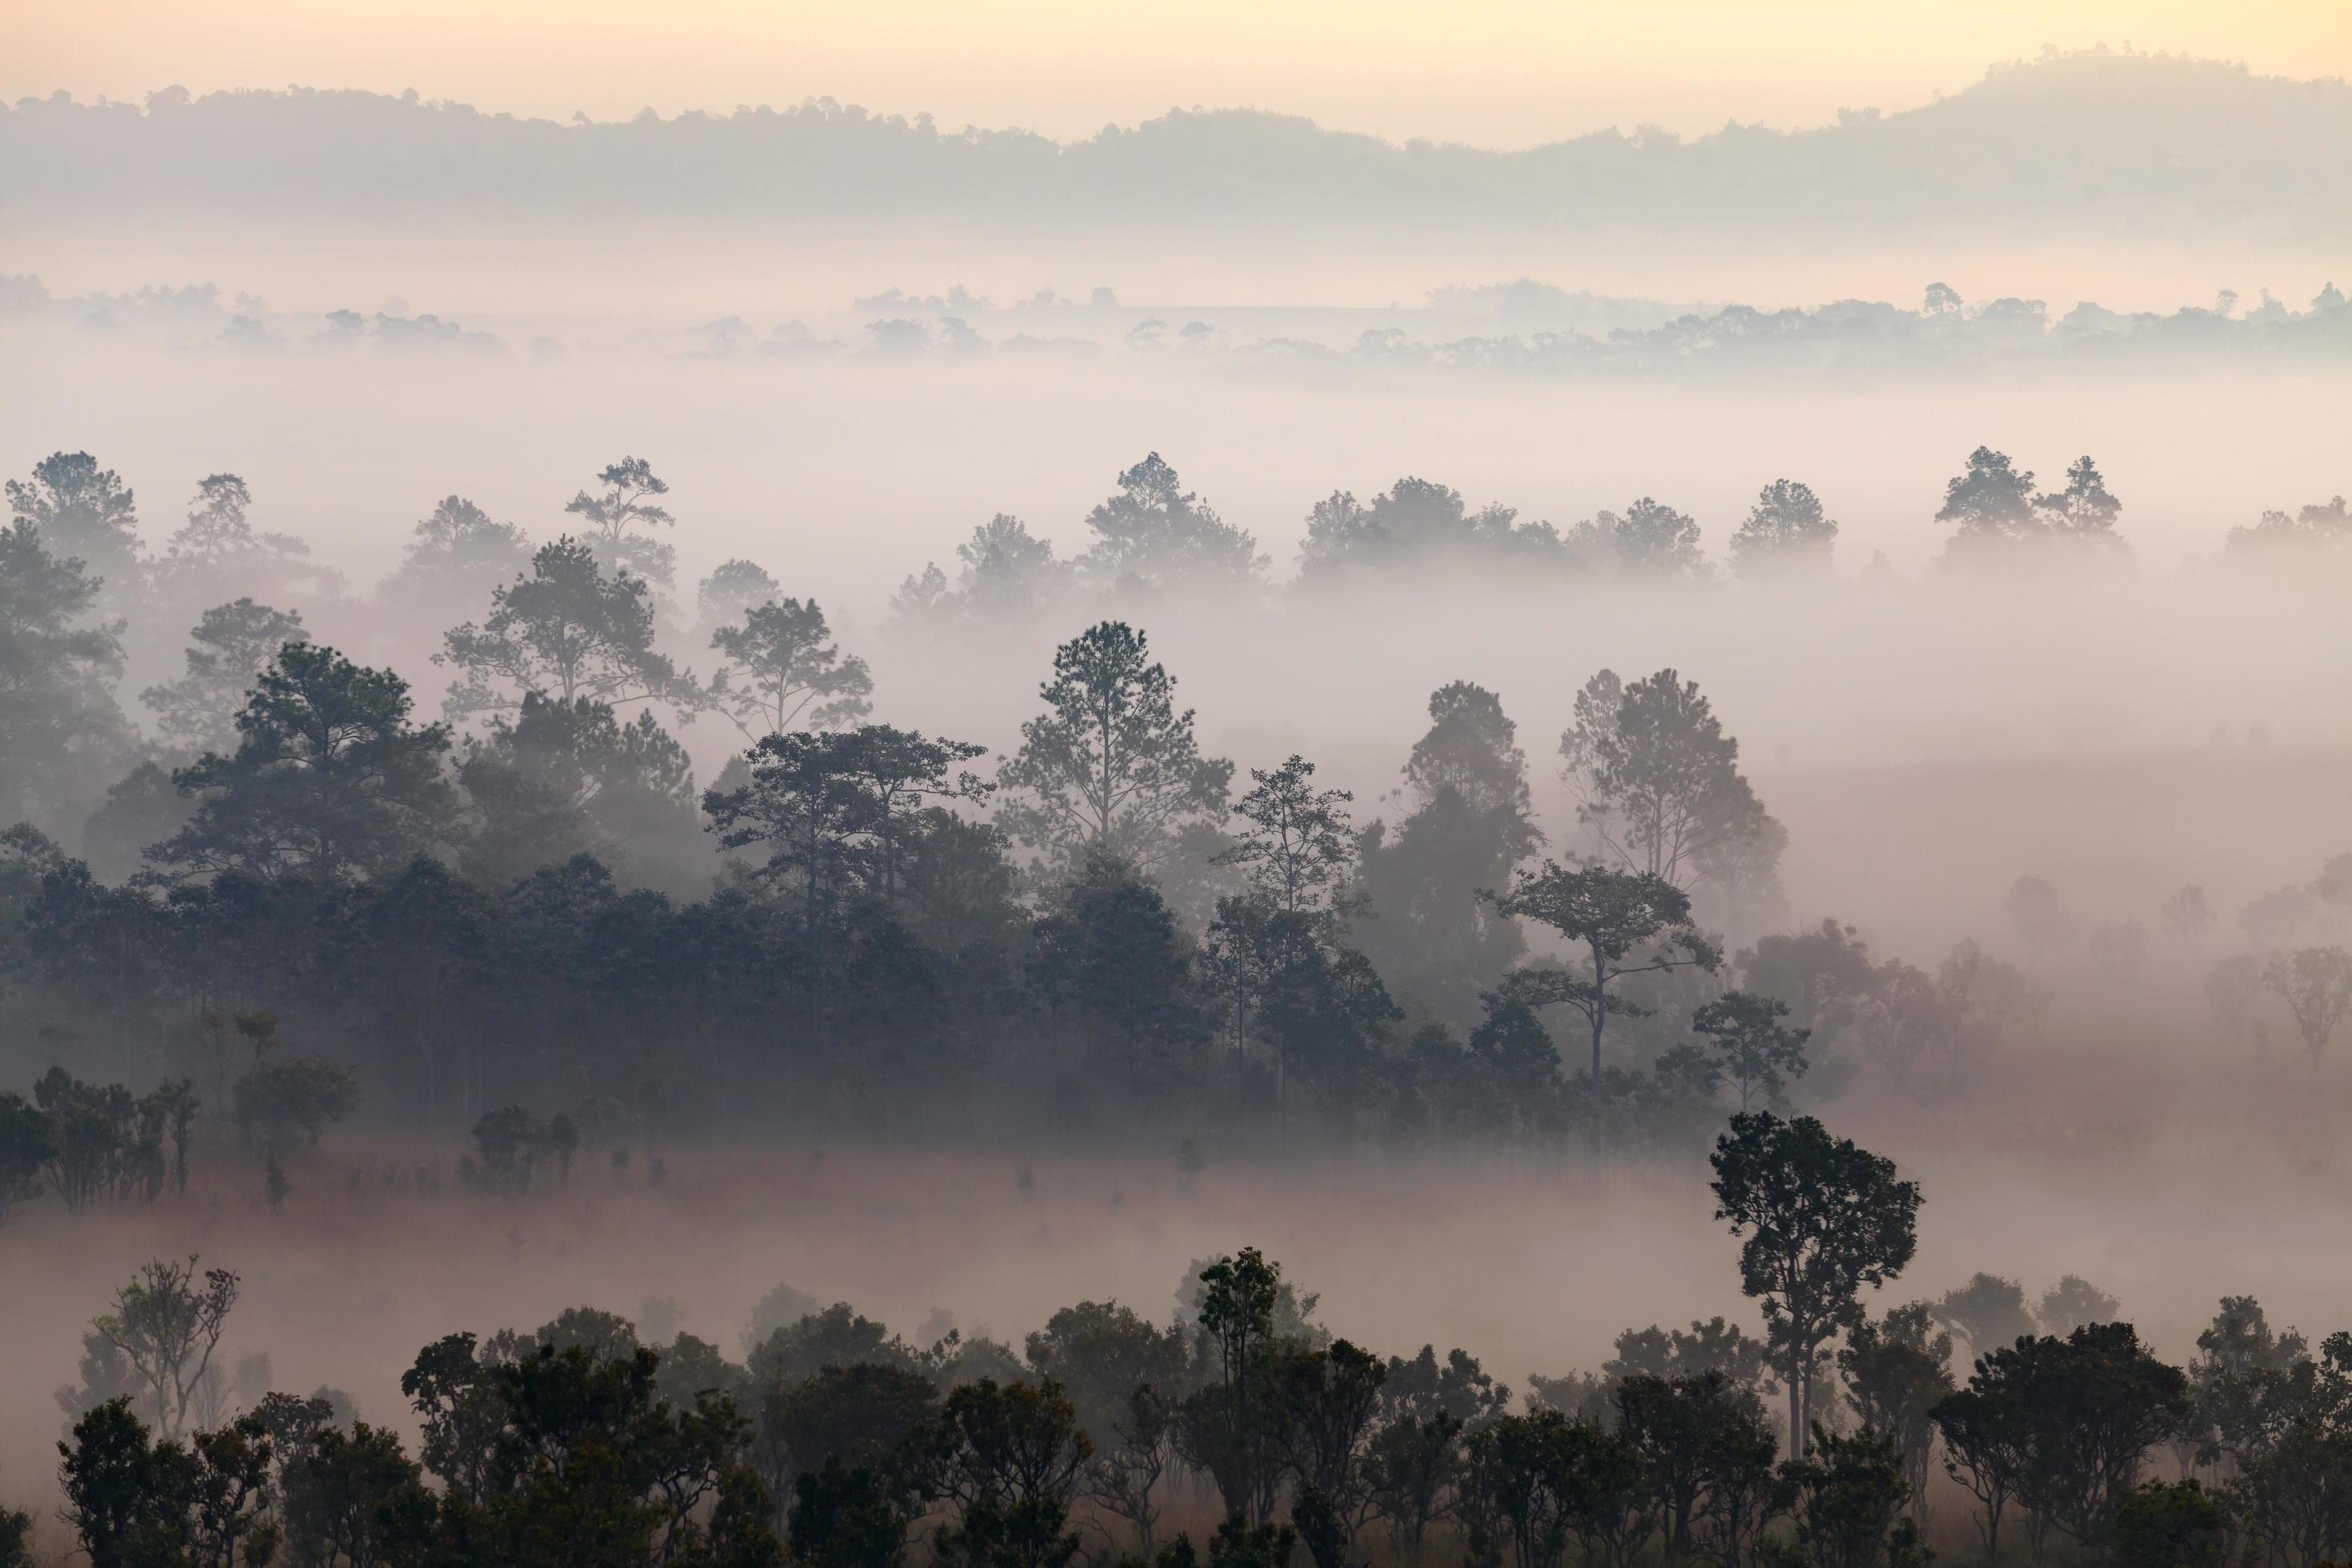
[6,50,2352,246]
[11,269,2352,383]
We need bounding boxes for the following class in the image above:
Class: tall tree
[140,599,308,757]
[1031,854,1209,1096]
[893,514,1067,629]
[1838,1302,1954,1528]
[149,642,457,883]
[2032,455,2126,546]
[1936,446,2039,546]
[157,473,334,606]
[1296,478,1566,580]
[5,450,142,592]
[1358,682,1543,1024]
[995,622,1231,878]
[379,495,532,610]
[438,538,684,719]
[1218,757,1357,921]
[458,692,702,889]
[1565,497,1710,581]
[707,598,874,741]
[1727,479,1838,578]
[1558,667,1783,902]
[1709,1110,1922,1458]
[1078,454,1266,596]
[697,558,784,633]
[1486,862,1720,1078]
[706,724,990,921]
[0,519,130,833]
[2264,946,2352,1061]
[566,455,678,586]
[1689,990,1810,1112]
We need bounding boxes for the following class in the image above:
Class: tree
[149,641,457,883]
[1030,854,1210,1097]
[1771,1424,1928,1568]
[1565,497,1710,581]
[1357,682,1544,1025]
[1558,668,1783,902]
[140,598,307,756]
[0,1089,55,1226]
[1936,447,2038,546]
[1296,477,1566,580]
[1738,920,1875,1038]
[566,455,678,586]
[2034,1276,2120,1338]
[1278,1338,1389,1526]
[1022,1301,1188,1448]
[706,725,991,919]
[6,450,142,590]
[2225,494,2352,556]
[1838,1304,1953,1528]
[1364,1409,1464,1565]
[1486,862,1721,1079]
[1709,1112,1922,1458]
[1217,757,1357,921]
[892,514,1067,629]
[381,494,533,609]
[236,1054,358,1154]
[149,1079,198,1196]
[157,472,333,606]
[460,691,702,888]
[0,518,130,834]
[929,1378,1094,1568]
[1939,1323,2188,1560]
[1933,1274,2036,1363]
[1931,1376,2028,1563]
[1176,1250,1290,1524]
[1614,1370,1757,1560]
[995,622,1231,878]
[93,1256,240,1438]
[1728,479,1838,578]
[698,558,785,631]
[1690,990,1811,1112]
[439,537,685,719]
[708,598,874,740]
[2160,884,2215,945]
[2263,946,2352,1060]
[1078,454,1266,596]
[2109,1478,2227,1568]
[2033,455,2126,546]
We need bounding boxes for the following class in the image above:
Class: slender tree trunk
[1789,1360,1805,1461]
[1589,942,1610,1080]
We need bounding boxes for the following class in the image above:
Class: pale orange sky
[6,0,2349,146]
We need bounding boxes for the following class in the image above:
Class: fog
[6,31,2352,1568]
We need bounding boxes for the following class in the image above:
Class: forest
[1,429,2350,1565]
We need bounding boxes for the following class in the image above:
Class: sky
[8,0,2350,146]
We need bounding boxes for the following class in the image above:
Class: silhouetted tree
[6,450,142,591]
[709,598,874,740]
[1710,1112,1922,1457]
[566,454,678,586]
[1078,454,1266,596]
[140,598,307,757]
[149,642,455,883]
[439,537,685,719]
[1487,863,1720,1079]
[1728,479,1838,578]
[996,622,1231,878]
